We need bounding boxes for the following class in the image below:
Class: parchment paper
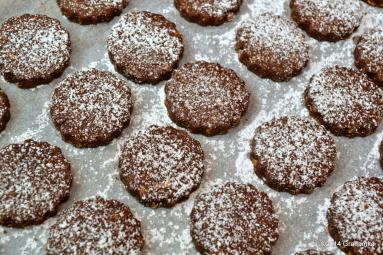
[0,0,382,254]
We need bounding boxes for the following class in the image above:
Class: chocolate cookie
[327,177,383,255]
[235,12,309,82]
[305,66,383,137]
[0,14,71,88]
[165,61,250,136]
[0,89,10,133]
[107,11,183,84]
[174,0,242,26]
[57,0,129,25]
[355,28,383,87]
[47,197,144,255]
[290,0,363,42]
[0,139,72,227]
[50,69,133,148]
[250,116,337,195]
[119,125,205,208]
[362,0,383,7]
[295,250,334,255]
[191,182,279,255]
[380,140,383,168]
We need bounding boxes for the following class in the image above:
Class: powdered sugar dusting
[59,0,126,12]
[46,197,143,255]
[236,12,309,80]
[107,11,183,83]
[355,28,383,79]
[0,14,70,82]
[291,0,363,38]
[306,66,383,135]
[328,177,383,254]
[57,0,128,24]
[191,182,279,254]
[251,116,336,194]
[50,68,133,147]
[186,0,241,16]
[0,98,6,118]
[0,139,72,226]
[119,125,205,207]
[237,13,308,60]
[165,61,250,133]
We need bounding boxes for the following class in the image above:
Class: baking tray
[0,0,382,254]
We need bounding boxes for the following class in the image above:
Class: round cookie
[327,177,383,255]
[47,197,144,255]
[174,0,242,26]
[0,139,72,227]
[355,28,383,87]
[107,11,183,84]
[250,116,337,195]
[119,125,205,208]
[362,0,383,7]
[290,0,363,42]
[235,12,309,82]
[305,66,383,138]
[0,14,71,88]
[191,182,279,255]
[295,250,334,255]
[0,89,10,133]
[165,61,250,136]
[50,69,133,148]
[57,0,129,25]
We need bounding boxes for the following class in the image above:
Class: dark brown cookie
[174,0,242,26]
[46,197,144,255]
[57,0,129,25]
[355,28,383,87]
[290,0,364,42]
[295,250,334,255]
[50,69,133,148]
[0,89,10,133]
[235,12,309,82]
[380,140,383,168]
[0,139,72,227]
[250,116,337,195]
[362,0,383,7]
[191,182,279,255]
[165,61,250,136]
[327,177,383,255]
[119,125,205,208]
[107,11,184,84]
[305,66,383,138]
[0,14,71,88]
